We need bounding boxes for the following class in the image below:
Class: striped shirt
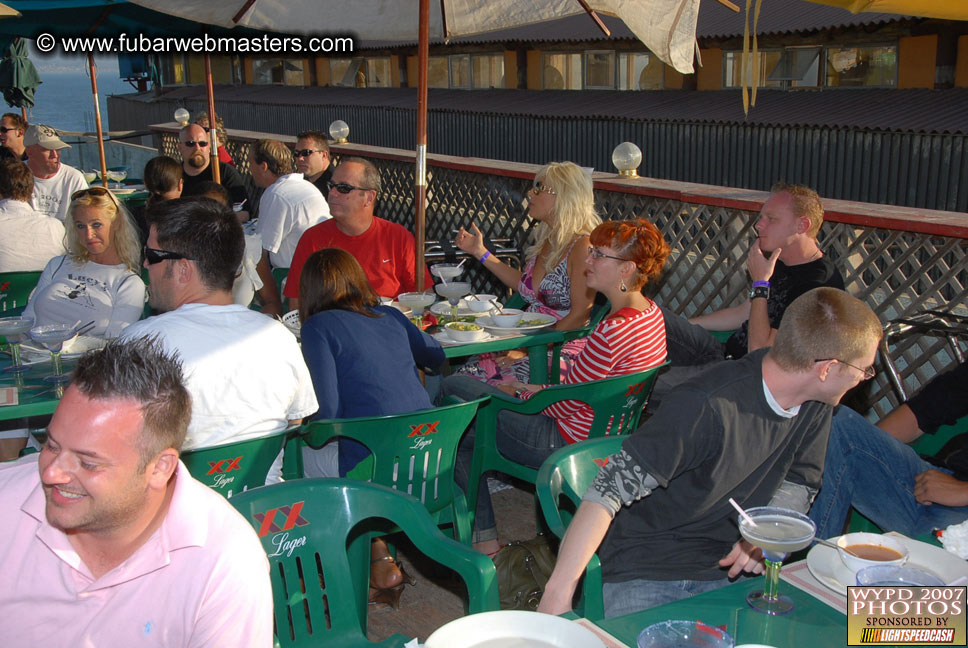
[522,304,666,443]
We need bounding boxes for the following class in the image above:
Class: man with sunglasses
[284,157,433,306]
[122,197,317,478]
[294,130,333,195]
[25,124,89,223]
[1,113,27,161]
[177,124,248,212]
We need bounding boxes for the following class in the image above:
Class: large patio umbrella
[0,36,40,111]
[128,0,704,289]
[805,0,968,20]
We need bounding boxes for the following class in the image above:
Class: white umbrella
[129,0,702,288]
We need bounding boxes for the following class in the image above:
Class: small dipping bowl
[444,321,486,342]
[465,294,497,313]
[856,565,944,587]
[490,309,524,327]
[638,620,734,648]
[836,532,909,572]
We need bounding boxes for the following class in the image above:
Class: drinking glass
[0,317,35,374]
[29,324,76,384]
[738,506,816,615]
[397,292,436,326]
[435,282,472,322]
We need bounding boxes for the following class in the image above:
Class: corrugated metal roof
[144,84,968,135]
[357,1,909,49]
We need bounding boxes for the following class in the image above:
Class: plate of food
[478,312,557,334]
[425,610,604,648]
[433,322,495,345]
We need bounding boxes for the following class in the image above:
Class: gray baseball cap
[24,124,71,150]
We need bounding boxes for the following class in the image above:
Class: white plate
[432,330,496,346]
[430,300,494,317]
[112,187,143,195]
[806,533,966,595]
[425,610,604,648]
[478,312,557,334]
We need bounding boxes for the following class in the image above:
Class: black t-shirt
[181,161,249,206]
[725,255,845,359]
[309,166,334,196]
[599,349,832,583]
[909,362,968,478]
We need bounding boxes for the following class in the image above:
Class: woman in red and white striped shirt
[441,218,670,555]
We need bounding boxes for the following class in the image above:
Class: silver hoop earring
[620,280,628,293]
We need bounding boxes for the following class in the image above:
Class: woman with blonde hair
[455,161,601,384]
[23,187,146,338]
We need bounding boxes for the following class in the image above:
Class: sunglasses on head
[143,246,195,265]
[325,180,372,194]
[71,186,121,209]
[182,140,209,148]
[294,148,325,158]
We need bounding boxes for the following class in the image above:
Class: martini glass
[430,263,464,283]
[397,292,436,326]
[106,168,127,189]
[0,316,34,374]
[738,506,816,615]
[29,324,77,384]
[435,282,472,322]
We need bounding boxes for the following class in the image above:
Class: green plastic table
[0,356,70,421]
[441,327,567,384]
[594,575,847,647]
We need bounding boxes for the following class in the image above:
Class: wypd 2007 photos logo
[848,585,967,645]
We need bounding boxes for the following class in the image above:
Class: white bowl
[444,321,486,342]
[465,294,497,312]
[490,309,524,327]
[836,532,909,572]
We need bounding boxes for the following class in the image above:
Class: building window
[723,50,783,88]
[450,54,471,88]
[366,58,392,87]
[253,58,304,85]
[428,56,449,88]
[161,56,185,85]
[585,50,615,89]
[617,52,663,90]
[331,58,391,87]
[766,47,821,87]
[472,54,505,88]
[825,45,896,87]
[543,52,582,89]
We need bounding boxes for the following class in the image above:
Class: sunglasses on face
[294,149,325,158]
[71,186,121,209]
[326,180,372,194]
[0,126,20,134]
[143,246,195,265]
[181,140,209,148]
[529,180,556,196]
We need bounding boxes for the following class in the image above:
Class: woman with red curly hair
[441,218,670,554]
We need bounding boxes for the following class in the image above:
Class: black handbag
[492,534,557,610]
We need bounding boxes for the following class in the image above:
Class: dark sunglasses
[326,180,373,194]
[143,246,195,265]
[71,186,121,208]
[0,126,20,134]
[182,140,209,148]
[294,148,325,158]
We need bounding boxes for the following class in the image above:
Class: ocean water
[17,71,132,133]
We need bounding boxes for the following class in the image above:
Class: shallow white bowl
[444,321,486,342]
[465,294,497,312]
[836,532,909,572]
[490,309,524,327]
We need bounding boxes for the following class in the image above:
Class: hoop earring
[620,280,628,293]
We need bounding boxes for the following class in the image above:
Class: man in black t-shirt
[293,130,333,195]
[810,361,968,539]
[177,124,249,213]
[538,288,882,618]
[654,183,845,405]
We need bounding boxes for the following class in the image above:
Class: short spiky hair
[251,139,295,177]
[2,112,27,130]
[771,182,824,238]
[296,130,330,153]
[72,337,191,469]
[0,158,33,200]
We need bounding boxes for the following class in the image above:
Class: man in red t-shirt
[285,157,432,306]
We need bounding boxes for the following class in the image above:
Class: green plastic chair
[180,427,297,498]
[536,436,624,621]
[229,478,499,648]
[709,328,736,343]
[0,271,42,316]
[296,398,487,544]
[465,362,666,534]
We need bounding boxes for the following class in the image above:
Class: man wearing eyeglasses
[177,124,248,212]
[249,139,330,317]
[294,130,333,194]
[24,124,89,223]
[122,197,317,479]
[1,113,27,161]
[284,157,433,306]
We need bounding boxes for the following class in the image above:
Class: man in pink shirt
[0,338,273,647]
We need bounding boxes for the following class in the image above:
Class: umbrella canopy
[0,36,40,108]
[805,0,968,20]
[0,2,20,17]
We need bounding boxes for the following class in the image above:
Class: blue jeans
[809,406,968,539]
[603,577,731,618]
[440,375,565,543]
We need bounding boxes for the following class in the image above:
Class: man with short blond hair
[0,337,273,646]
[25,124,88,222]
[539,288,881,618]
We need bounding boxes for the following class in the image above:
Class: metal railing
[153,123,968,418]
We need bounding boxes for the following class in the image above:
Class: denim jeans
[603,576,731,618]
[809,406,968,539]
[440,375,565,543]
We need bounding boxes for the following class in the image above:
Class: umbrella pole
[204,54,220,184]
[20,107,25,121]
[415,0,429,292]
[87,53,108,188]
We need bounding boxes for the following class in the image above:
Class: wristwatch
[750,284,770,300]
[514,388,524,398]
